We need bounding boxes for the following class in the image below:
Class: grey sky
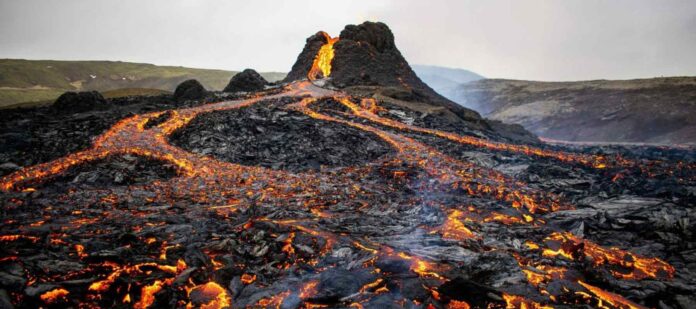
[1,0,694,81]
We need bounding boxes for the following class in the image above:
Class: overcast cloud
[1,0,694,81]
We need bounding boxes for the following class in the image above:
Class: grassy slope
[0,59,286,107]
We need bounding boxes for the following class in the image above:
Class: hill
[0,59,286,107]
[449,77,696,145]
[412,64,483,100]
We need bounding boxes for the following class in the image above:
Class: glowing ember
[255,291,290,308]
[134,280,164,309]
[241,273,256,284]
[359,278,384,293]
[75,244,87,258]
[186,282,232,309]
[502,294,553,309]
[397,252,446,280]
[437,209,476,240]
[578,281,646,309]
[40,288,69,304]
[299,280,319,299]
[446,299,471,309]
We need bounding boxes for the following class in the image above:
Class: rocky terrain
[448,78,696,145]
[0,21,695,309]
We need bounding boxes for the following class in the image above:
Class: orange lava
[543,232,674,280]
[299,280,319,299]
[346,98,623,169]
[186,282,232,309]
[0,64,680,308]
[447,299,471,309]
[308,32,339,80]
[437,209,477,240]
[241,273,257,285]
[578,281,646,309]
[40,288,70,304]
[396,252,446,280]
[255,290,290,308]
[502,293,553,309]
[134,280,164,309]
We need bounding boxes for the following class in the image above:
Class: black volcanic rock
[170,98,393,172]
[52,91,108,114]
[173,79,206,101]
[224,69,268,92]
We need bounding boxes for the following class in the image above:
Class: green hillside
[0,59,286,108]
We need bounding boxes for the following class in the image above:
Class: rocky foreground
[0,21,695,309]
[0,77,694,308]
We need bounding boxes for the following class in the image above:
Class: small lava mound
[170,98,394,172]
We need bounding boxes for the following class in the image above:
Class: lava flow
[308,32,339,80]
[1,28,694,309]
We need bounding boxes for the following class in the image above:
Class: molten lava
[308,32,339,80]
[40,288,70,304]
[578,281,646,309]
[186,282,232,309]
[542,232,674,280]
[0,75,683,308]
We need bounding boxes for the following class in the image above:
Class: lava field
[1,22,696,309]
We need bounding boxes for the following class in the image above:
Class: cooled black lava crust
[36,155,178,191]
[170,98,394,172]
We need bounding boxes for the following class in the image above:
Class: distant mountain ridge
[0,59,286,108]
[412,64,484,101]
[448,77,696,145]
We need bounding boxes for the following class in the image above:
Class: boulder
[173,79,206,101]
[52,91,108,114]
[223,69,268,93]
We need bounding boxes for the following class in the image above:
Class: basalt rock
[173,79,206,101]
[52,91,109,114]
[224,69,268,93]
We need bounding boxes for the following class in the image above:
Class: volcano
[0,22,695,309]
[285,23,487,126]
